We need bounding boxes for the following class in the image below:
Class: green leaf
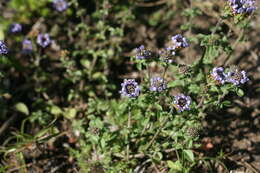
[80,58,91,68]
[203,45,219,64]
[183,149,194,162]
[50,105,62,115]
[154,103,163,111]
[63,108,77,119]
[236,88,244,97]
[136,62,142,71]
[0,27,4,40]
[210,85,219,92]
[35,126,51,138]
[167,160,182,171]
[15,102,29,115]
[100,138,106,148]
[168,80,184,88]
[188,84,201,94]
[222,100,232,107]
[92,72,104,80]
[153,152,163,161]
[94,118,104,129]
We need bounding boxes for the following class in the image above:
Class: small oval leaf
[15,102,29,115]
[167,160,182,170]
[183,149,194,162]
[236,88,244,97]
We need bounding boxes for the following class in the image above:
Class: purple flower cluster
[9,23,22,33]
[174,94,192,112]
[150,77,167,92]
[120,79,141,98]
[119,79,192,112]
[135,45,152,60]
[53,0,68,12]
[211,67,249,86]
[37,33,51,48]
[226,69,249,85]
[167,34,189,51]
[22,39,33,54]
[228,0,256,14]
[0,41,8,54]
[211,67,228,85]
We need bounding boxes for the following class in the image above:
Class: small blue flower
[53,0,68,12]
[228,0,256,15]
[0,41,8,54]
[174,94,192,112]
[37,33,51,48]
[167,34,189,51]
[9,23,22,33]
[226,69,249,85]
[22,39,33,54]
[150,77,167,92]
[120,79,141,98]
[211,67,228,85]
[135,45,152,60]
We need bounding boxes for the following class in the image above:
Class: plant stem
[211,18,223,36]
[89,55,98,78]
[175,150,180,161]
[223,29,245,66]
[145,116,169,151]
[0,114,17,137]
[147,62,151,81]
[126,103,132,161]
[162,64,169,81]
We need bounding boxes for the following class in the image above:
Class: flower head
[53,0,68,12]
[37,33,51,48]
[167,34,189,51]
[174,94,192,112]
[120,79,140,98]
[159,48,175,63]
[9,23,22,33]
[211,67,228,85]
[186,127,200,137]
[135,45,152,60]
[226,69,249,85]
[178,64,191,74]
[0,41,8,54]
[150,77,167,92]
[228,0,256,15]
[22,39,33,54]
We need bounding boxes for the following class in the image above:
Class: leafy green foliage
[0,0,254,172]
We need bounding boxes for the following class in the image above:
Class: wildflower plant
[0,0,257,172]
[101,28,248,170]
[100,31,250,171]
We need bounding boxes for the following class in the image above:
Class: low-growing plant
[0,0,258,172]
